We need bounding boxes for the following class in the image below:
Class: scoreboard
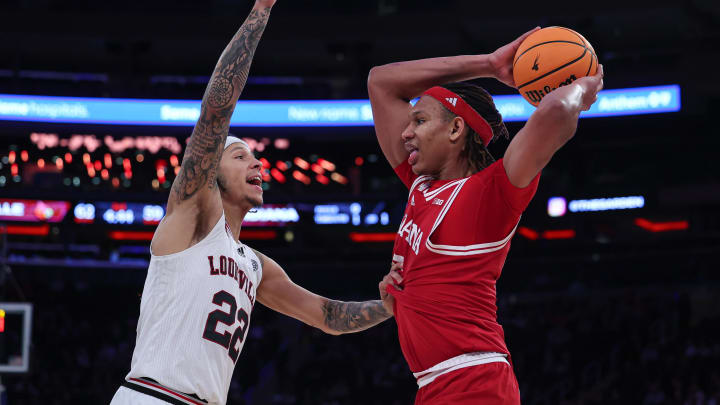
[74,202,165,225]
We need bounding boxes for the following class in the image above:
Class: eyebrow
[410,110,425,117]
[229,145,246,154]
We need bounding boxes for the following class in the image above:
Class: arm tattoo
[322,299,392,333]
[172,7,272,201]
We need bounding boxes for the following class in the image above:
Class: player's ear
[449,117,465,143]
[217,173,228,193]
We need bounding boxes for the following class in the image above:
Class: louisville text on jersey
[207,255,256,305]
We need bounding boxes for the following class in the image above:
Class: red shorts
[414,362,520,405]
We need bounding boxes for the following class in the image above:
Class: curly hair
[439,82,509,172]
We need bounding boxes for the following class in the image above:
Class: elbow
[536,98,579,142]
[367,67,379,93]
[367,66,389,93]
[321,326,343,336]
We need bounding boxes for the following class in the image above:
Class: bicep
[368,81,412,168]
[256,254,327,331]
[154,106,226,255]
[503,102,578,188]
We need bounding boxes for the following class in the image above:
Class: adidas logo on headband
[423,86,494,146]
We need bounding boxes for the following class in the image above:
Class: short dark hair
[440,82,509,172]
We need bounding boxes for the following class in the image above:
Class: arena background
[0,0,719,403]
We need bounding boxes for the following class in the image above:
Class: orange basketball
[513,26,598,106]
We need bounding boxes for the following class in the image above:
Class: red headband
[422,86,494,146]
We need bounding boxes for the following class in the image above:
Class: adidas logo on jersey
[432,198,444,206]
[411,195,415,206]
[446,97,457,106]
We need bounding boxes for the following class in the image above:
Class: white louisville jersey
[127,213,263,405]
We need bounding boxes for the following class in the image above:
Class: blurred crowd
[4,274,719,405]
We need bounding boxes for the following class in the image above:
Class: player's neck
[436,158,473,180]
[222,201,252,241]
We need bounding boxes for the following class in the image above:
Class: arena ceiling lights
[0,85,680,127]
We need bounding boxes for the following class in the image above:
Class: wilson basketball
[513,26,598,106]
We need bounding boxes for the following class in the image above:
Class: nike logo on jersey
[398,215,423,255]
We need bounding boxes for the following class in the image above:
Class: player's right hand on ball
[379,262,403,316]
[489,27,541,89]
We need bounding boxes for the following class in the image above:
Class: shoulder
[243,246,264,270]
[471,159,505,180]
[456,160,504,193]
[472,158,540,213]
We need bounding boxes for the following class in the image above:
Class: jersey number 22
[202,290,250,362]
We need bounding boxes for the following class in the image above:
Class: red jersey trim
[421,175,522,256]
[393,160,419,189]
[426,222,519,256]
[420,178,465,201]
[409,174,433,195]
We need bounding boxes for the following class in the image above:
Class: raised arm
[170,1,273,211]
[152,1,274,255]
[367,28,539,168]
[255,250,402,335]
[503,65,604,188]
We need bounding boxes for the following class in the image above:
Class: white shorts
[110,379,210,405]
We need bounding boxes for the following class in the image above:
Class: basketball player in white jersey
[110,1,398,403]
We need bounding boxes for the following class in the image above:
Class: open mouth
[246,175,262,188]
[405,144,419,165]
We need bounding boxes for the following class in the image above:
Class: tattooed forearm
[204,7,270,111]
[322,299,392,334]
[172,6,272,202]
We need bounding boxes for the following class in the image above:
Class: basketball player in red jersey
[111,1,395,404]
[370,28,604,404]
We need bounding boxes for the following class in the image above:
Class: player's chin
[247,194,263,208]
[410,160,425,175]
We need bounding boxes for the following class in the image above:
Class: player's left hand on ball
[489,26,541,89]
[576,64,604,111]
[379,262,403,315]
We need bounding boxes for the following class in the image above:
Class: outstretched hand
[489,27,541,88]
[255,0,276,8]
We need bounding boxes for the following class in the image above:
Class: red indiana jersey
[388,158,540,372]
